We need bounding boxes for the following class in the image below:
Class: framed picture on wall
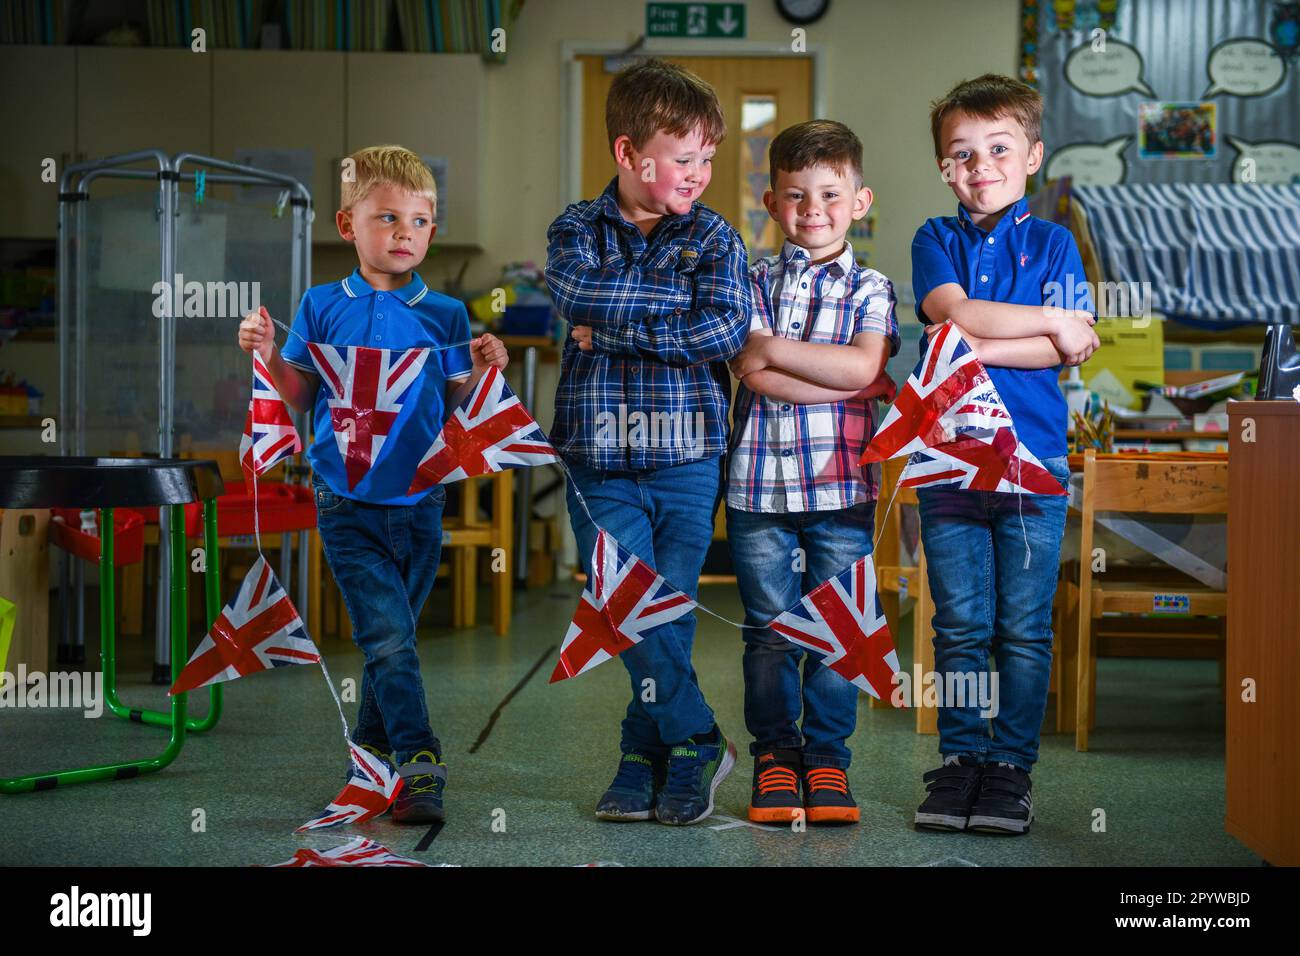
[1138,101,1218,160]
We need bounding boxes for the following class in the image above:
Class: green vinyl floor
[0,580,1260,867]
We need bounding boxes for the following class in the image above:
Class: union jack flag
[550,530,697,683]
[296,741,403,831]
[268,837,428,867]
[307,343,429,491]
[408,366,559,494]
[861,321,1065,496]
[168,556,320,696]
[768,555,901,699]
[900,428,1066,495]
[239,352,302,479]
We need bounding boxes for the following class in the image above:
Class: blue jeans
[313,475,447,765]
[916,455,1070,771]
[726,504,873,770]
[564,456,722,754]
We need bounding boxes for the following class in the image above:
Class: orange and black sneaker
[803,765,859,824]
[748,749,803,823]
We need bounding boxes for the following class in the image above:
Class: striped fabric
[1073,184,1300,325]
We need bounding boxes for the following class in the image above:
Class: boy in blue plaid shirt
[546,58,750,826]
[725,121,900,824]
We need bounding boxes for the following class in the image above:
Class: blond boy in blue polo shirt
[238,145,507,824]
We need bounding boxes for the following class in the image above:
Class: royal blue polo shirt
[911,195,1093,461]
[280,267,472,505]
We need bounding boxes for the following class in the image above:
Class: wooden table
[1226,401,1300,865]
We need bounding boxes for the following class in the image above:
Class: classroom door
[578,54,814,261]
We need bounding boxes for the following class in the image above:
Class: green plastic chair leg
[0,504,190,793]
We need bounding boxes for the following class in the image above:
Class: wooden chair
[1061,449,1229,751]
[874,458,936,731]
[440,469,514,636]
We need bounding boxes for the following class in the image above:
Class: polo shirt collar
[341,267,429,306]
[957,195,1032,234]
[780,238,856,276]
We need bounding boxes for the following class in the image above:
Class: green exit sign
[646,3,746,39]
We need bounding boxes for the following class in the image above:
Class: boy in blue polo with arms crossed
[910,76,1099,834]
[238,145,507,825]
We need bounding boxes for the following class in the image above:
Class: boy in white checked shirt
[726,120,900,824]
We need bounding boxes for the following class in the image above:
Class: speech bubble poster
[1033,0,1299,186]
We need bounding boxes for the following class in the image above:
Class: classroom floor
[0,580,1259,867]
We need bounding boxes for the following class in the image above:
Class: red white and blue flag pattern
[169,556,319,696]
[296,741,403,832]
[408,366,560,494]
[307,343,429,491]
[769,555,900,699]
[550,530,697,683]
[239,352,302,479]
[861,321,1065,495]
[269,837,427,867]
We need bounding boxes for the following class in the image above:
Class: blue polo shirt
[911,195,1092,461]
[280,267,472,505]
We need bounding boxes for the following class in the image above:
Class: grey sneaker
[392,750,447,825]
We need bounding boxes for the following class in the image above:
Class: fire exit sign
[646,3,746,39]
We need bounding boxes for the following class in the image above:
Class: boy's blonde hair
[341,145,436,213]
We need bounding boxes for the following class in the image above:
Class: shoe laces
[611,752,656,789]
[756,754,799,796]
[665,747,705,795]
[805,767,849,795]
[402,751,444,796]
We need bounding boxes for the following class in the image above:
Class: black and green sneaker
[393,750,447,825]
[655,727,737,826]
[595,751,667,821]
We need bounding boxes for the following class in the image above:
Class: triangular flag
[550,530,697,683]
[768,555,901,699]
[296,742,403,832]
[307,342,430,491]
[169,556,319,696]
[267,837,428,867]
[239,351,302,479]
[862,321,1065,495]
[408,366,559,493]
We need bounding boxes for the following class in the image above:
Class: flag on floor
[768,555,901,699]
[239,351,302,479]
[550,530,697,683]
[296,741,403,832]
[408,366,559,493]
[168,556,319,696]
[268,837,427,867]
[307,343,430,491]
[861,321,1065,495]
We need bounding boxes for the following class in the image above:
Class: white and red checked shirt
[727,240,900,513]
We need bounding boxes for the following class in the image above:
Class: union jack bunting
[550,530,697,683]
[169,556,319,696]
[268,837,427,867]
[408,366,559,493]
[899,428,1066,495]
[862,321,1064,496]
[861,320,1009,464]
[296,741,403,832]
[239,351,302,479]
[307,343,429,491]
[768,555,900,699]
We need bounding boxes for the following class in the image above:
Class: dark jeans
[563,456,722,754]
[313,475,446,764]
[916,455,1070,771]
[726,504,874,770]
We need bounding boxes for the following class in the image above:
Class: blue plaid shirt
[546,176,751,471]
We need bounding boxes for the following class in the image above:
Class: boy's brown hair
[929,74,1043,158]
[768,120,864,189]
[605,57,726,155]
[340,144,436,213]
